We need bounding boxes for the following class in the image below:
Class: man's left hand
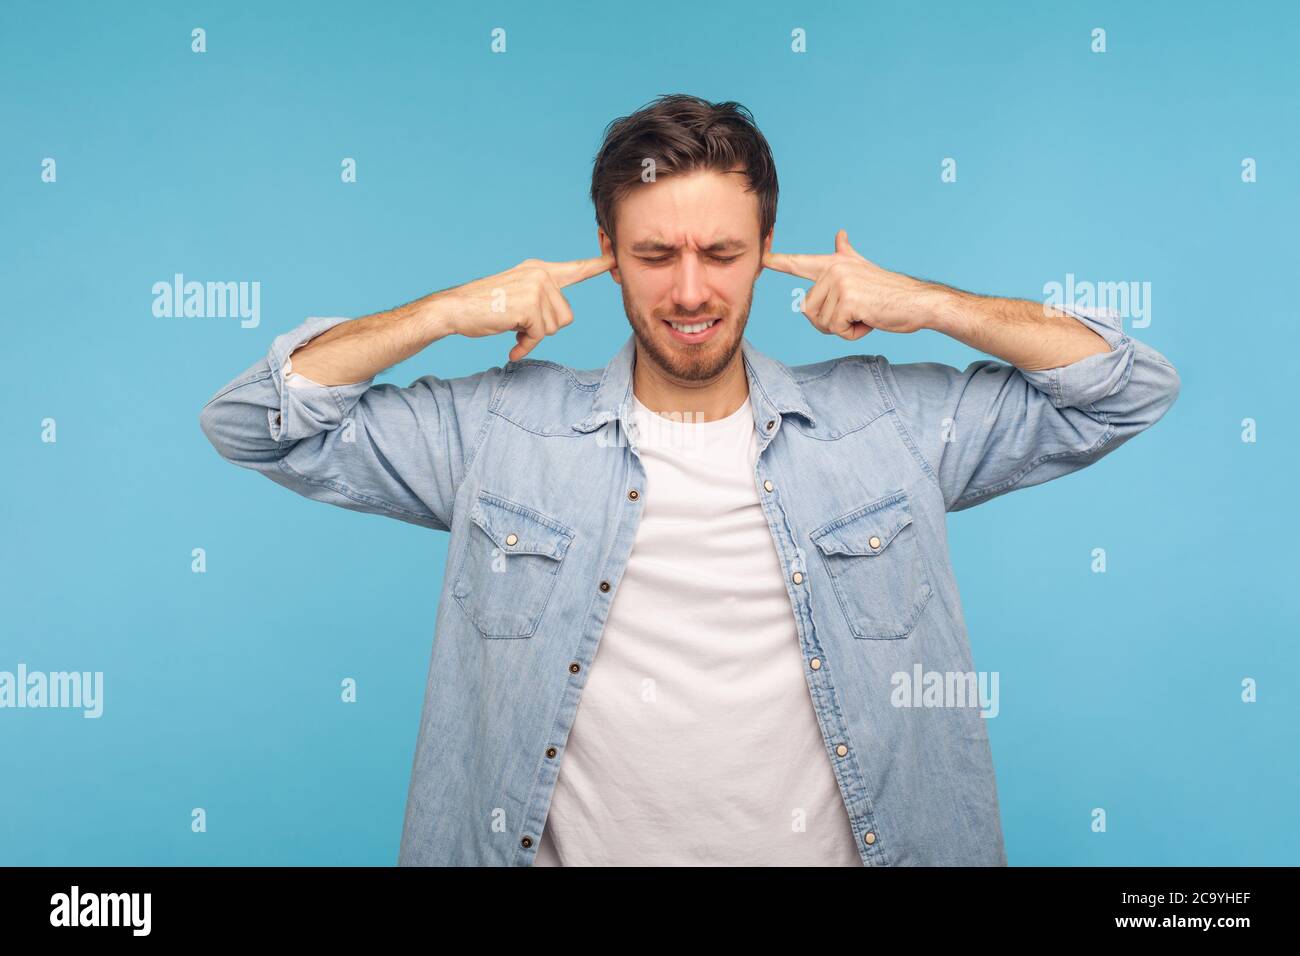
[764,230,941,339]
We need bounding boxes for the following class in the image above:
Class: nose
[670,253,710,314]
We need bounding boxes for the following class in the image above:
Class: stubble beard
[622,282,753,383]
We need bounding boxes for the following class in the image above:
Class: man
[199,93,1180,866]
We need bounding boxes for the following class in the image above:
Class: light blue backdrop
[2,0,1296,865]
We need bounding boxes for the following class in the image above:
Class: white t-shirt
[533,390,862,866]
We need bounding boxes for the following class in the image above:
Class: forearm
[880,278,1179,513]
[921,286,1112,372]
[289,290,458,386]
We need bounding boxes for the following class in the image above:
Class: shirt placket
[518,403,649,863]
[752,409,888,866]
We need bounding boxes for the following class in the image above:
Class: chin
[637,313,745,382]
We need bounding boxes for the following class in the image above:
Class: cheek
[625,265,748,310]
[627,271,673,307]
[715,271,753,304]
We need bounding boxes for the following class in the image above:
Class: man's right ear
[597,229,621,285]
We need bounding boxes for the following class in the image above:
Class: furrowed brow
[628,238,748,254]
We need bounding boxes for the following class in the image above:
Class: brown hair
[590,93,779,245]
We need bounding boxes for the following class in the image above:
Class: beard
[621,282,753,383]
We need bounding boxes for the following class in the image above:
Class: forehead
[614,168,760,243]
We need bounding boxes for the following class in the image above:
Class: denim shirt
[199,306,1179,866]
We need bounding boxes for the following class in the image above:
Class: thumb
[509,328,541,363]
[836,228,867,262]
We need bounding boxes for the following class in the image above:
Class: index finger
[762,251,834,282]
[540,253,616,288]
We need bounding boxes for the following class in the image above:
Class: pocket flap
[469,492,574,560]
[810,491,914,557]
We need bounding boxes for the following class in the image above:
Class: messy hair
[590,93,779,244]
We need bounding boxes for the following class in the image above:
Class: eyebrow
[628,238,748,254]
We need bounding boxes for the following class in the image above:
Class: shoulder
[784,352,895,433]
[788,352,880,388]
[491,356,603,435]
[502,356,604,390]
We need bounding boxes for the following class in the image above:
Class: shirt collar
[570,332,817,434]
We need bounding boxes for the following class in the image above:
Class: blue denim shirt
[199,306,1179,866]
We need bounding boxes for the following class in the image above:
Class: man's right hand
[286,252,615,386]
[441,254,616,362]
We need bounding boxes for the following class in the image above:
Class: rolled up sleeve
[1021,305,1136,409]
[875,305,1180,513]
[199,316,502,532]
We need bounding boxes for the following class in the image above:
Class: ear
[598,229,622,286]
[759,226,774,275]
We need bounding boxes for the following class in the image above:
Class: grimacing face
[598,168,772,383]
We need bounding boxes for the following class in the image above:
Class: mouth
[661,315,723,343]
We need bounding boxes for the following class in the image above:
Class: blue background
[2,0,1296,865]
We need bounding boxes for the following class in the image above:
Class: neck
[631,342,750,422]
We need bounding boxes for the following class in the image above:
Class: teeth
[669,319,718,334]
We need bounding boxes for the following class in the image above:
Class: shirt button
[545,747,557,758]
[792,571,803,585]
[864,832,876,846]
[505,533,518,546]
[810,658,821,670]
[835,744,848,757]
[627,489,639,501]
[521,836,533,849]
[763,480,774,492]
[599,581,611,592]
[869,536,881,549]
[765,419,775,430]
[569,662,581,674]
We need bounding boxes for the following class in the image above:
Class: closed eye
[637,254,741,265]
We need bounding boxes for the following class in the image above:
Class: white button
[864,832,876,845]
[810,658,821,670]
[835,744,848,757]
[505,533,518,546]
[763,480,774,492]
[792,571,803,585]
[869,536,881,549]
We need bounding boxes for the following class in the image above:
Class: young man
[199,93,1180,866]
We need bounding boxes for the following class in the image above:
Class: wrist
[420,290,460,340]
[920,285,969,338]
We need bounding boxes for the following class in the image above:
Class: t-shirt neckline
[630,390,753,431]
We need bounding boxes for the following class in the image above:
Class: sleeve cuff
[266,316,375,442]
[1019,304,1136,409]
[283,354,326,390]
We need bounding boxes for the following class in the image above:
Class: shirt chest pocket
[810,490,933,640]
[452,492,575,639]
